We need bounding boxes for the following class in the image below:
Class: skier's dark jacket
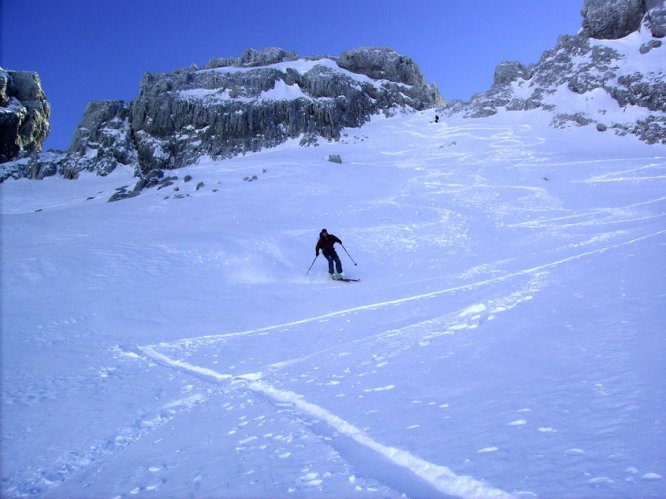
[316,234,342,255]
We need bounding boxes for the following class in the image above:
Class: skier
[316,228,344,279]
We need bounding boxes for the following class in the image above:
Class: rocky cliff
[445,0,666,144]
[126,47,441,174]
[0,47,441,183]
[0,68,50,163]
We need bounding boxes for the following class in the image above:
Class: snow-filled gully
[137,230,666,498]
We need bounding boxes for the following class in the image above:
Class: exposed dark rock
[629,116,666,143]
[0,68,50,163]
[0,150,66,182]
[108,184,140,202]
[580,0,664,39]
[553,113,595,128]
[582,0,645,39]
[646,0,666,37]
[612,72,666,111]
[207,47,299,69]
[492,61,532,88]
[640,38,663,52]
[59,100,136,179]
[337,47,427,86]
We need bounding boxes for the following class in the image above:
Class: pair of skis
[306,243,360,282]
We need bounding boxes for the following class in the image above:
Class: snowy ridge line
[135,347,513,498]
[144,229,666,349]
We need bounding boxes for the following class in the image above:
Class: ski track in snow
[505,192,666,222]
[134,228,666,498]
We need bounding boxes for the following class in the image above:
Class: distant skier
[434,114,440,123]
[316,229,344,279]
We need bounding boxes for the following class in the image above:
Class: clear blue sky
[1,0,584,151]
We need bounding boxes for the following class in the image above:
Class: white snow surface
[1,108,665,498]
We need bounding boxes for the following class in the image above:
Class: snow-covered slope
[1,108,665,497]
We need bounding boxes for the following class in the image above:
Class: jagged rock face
[29,47,441,178]
[1,47,440,182]
[582,0,645,39]
[447,0,666,144]
[582,0,666,39]
[63,100,135,177]
[0,68,50,163]
[646,0,666,37]
[126,47,441,173]
[337,47,428,86]
[493,61,532,88]
[207,47,299,69]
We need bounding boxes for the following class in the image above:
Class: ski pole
[340,244,358,266]
[306,254,318,276]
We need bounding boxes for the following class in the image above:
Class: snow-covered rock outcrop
[0,47,441,183]
[446,0,665,144]
[0,68,50,163]
[128,47,441,174]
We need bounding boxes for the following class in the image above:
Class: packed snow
[1,106,665,497]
